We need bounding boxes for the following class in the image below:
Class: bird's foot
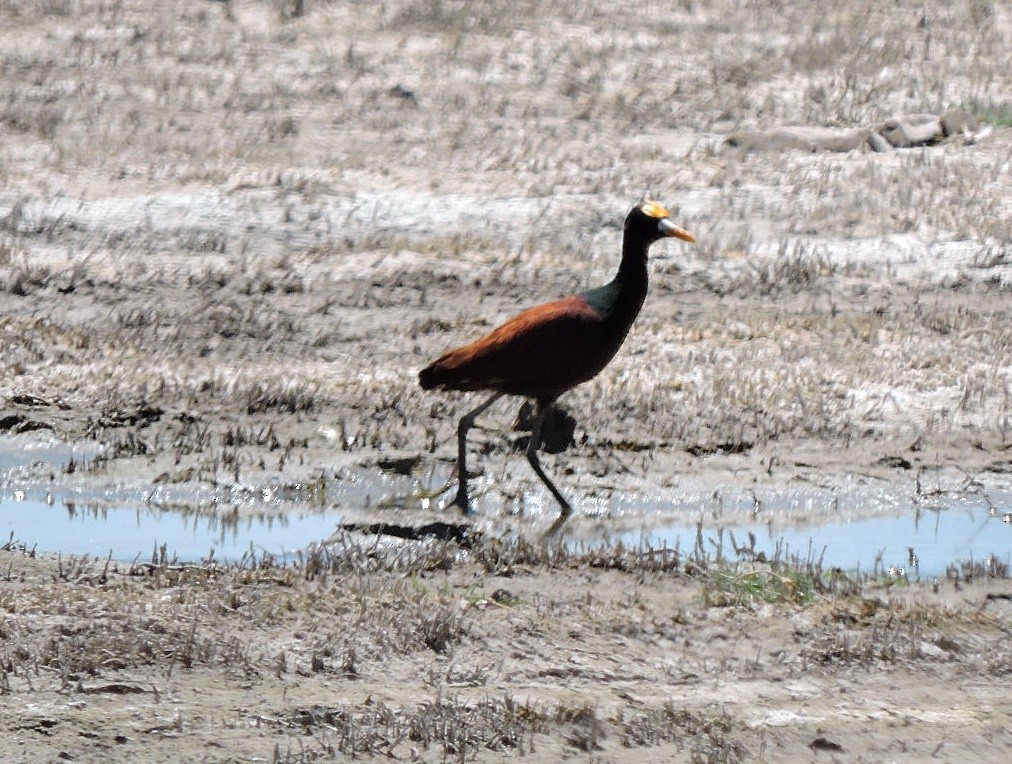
[540,507,573,540]
[416,478,454,502]
[540,519,567,540]
[447,488,472,515]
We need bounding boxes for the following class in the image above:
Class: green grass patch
[704,566,823,607]
[963,98,1012,127]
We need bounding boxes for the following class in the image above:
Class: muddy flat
[0,0,1010,761]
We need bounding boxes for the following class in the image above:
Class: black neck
[611,229,651,319]
[581,229,654,323]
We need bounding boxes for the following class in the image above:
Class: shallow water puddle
[0,438,101,474]
[617,509,1010,578]
[0,488,1008,573]
[0,497,341,563]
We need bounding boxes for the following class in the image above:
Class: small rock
[78,682,147,695]
[877,455,912,470]
[375,454,422,475]
[867,132,894,152]
[940,108,979,137]
[388,83,417,103]
[878,113,943,147]
[809,736,844,752]
[0,412,50,434]
[726,321,753,340]
[11,393,51,406]
[916,640,948,659]
[490,588,517,605]
[726,126,869,152]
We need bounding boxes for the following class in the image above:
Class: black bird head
[625,200,695,244]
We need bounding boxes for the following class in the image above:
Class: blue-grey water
[0,497,340,564]
[0,491,1008,576]
[616,509,1009,578]
[0,436,1008,574]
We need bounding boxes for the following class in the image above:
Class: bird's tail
[417,362,443,390]
[418,347,477,391]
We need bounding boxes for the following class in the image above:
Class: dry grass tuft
[620,703,744,760]
[280,694,543,759]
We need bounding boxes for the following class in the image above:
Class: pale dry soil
[0,0,1011,761]
[0,543,1010,763]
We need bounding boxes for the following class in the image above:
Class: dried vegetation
[0,1,1009,486]
[2,532,1008,761]
[0,0,1010,760]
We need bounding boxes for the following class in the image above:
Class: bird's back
[418,294,626,402]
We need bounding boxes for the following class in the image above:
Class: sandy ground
[1,542,1010,763]
[1,0,1011,760]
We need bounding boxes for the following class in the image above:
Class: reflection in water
[0,441,103,474]
[0,491,1008,575]
[617,508,1009,578]
[1,497,342,562]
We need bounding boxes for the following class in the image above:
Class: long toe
[448,490,472,515]
[541,513,570,539]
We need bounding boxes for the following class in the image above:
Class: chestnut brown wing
[419,295,620,399]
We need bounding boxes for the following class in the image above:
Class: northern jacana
[418,201,695,535]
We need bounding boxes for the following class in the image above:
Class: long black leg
[525,403,574,537]
[450,392,503,512]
